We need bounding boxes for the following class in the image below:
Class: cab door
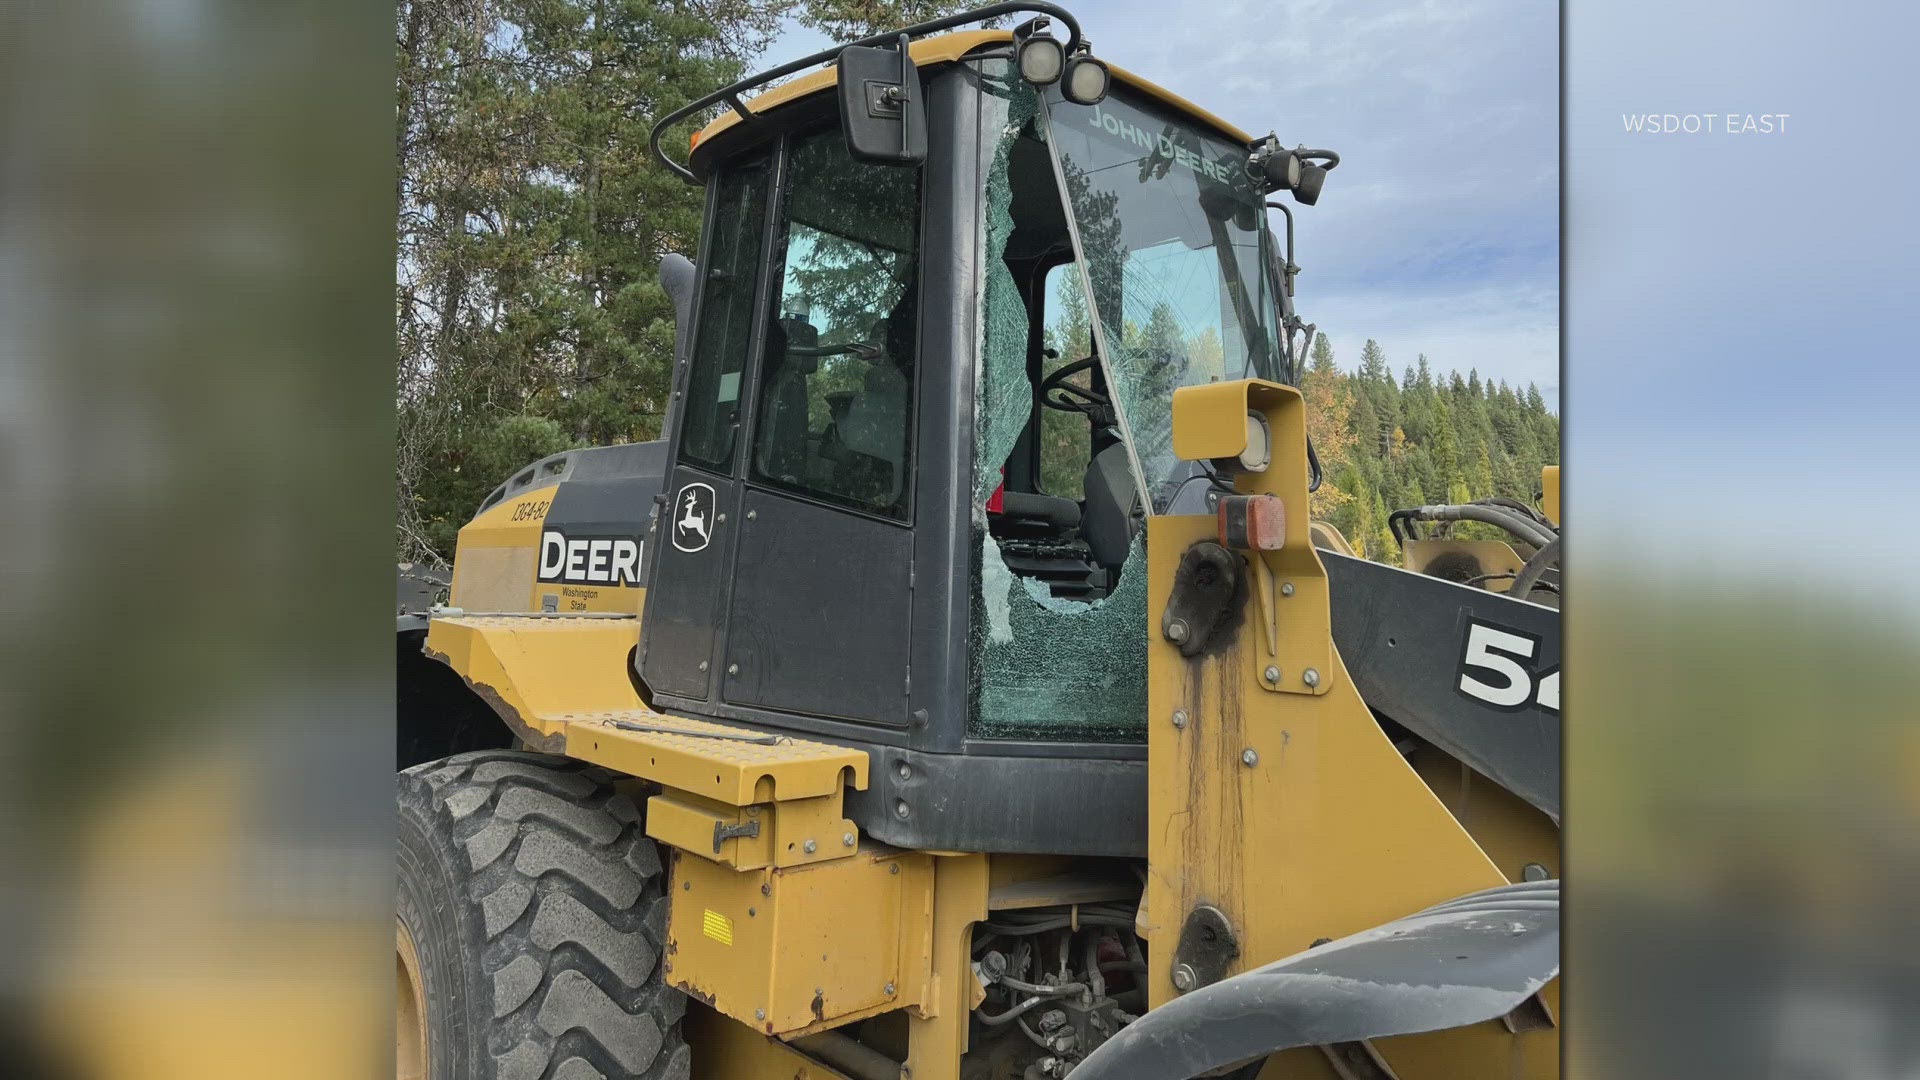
[721,127,922,728]
[640,157,771,700]
[643,126,922,731]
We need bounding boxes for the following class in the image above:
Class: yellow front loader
[395,6,1561,1077]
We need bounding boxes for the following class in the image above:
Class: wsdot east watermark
[1623,113,1790,134]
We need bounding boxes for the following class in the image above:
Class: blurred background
[0,0,1914,1077]
[1566,1,1920,1075]
[1566,0,1920,1068]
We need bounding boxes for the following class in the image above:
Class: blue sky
[768,1,1561,405]
[1567,0,1920,597]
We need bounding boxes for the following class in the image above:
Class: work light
[1061,52,1110,105]
[1293,163,1326,206]
[1017,32,1065,85]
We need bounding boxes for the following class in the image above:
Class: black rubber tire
[397,750,689,1080]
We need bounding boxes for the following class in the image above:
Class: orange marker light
[1218,494,1287,551]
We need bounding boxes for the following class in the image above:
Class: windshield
[1041,84,1283,513]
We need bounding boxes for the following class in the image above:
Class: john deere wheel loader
[396,6,1562,1078]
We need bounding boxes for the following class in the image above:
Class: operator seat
[1081,443,1139,571]
[993,489,1081,534]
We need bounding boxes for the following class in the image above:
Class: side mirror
[838,35,926,166]
[659,253,696,443]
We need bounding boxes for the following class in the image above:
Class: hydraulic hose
[977,994,1051,1026]
[1411,503,1556,550]
[999,975,1087,997]
[1509,536,1561,600]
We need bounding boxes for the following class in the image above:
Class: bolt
[1263,665,1281,684]
[897,762,912,781]
[698,660,709,672]
[748,907,756,917]
[1171,964,1197,992]
[1242,748,1259,767]
[1166,619,1189,643]
[895,799,910,819]
[1522,862,1550,882]
[761,883,772,896]
[1171,708,1187,729]
[682,880,691,890]
[1280,581,1295,597]
[755,1008,765,1021]
[728,663,739,675]
[746,509,756,520]
[884,982,896,996]
[842,832,855,847]
[803,839,817,854]
[1303,668,1320,687]
[717,513,727,524]
[890,863,900,875]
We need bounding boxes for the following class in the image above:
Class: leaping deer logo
[672,482,716,552]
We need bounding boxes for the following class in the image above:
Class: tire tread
[398,750,684,1080]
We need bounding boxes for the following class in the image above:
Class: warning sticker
[702,908,734,946]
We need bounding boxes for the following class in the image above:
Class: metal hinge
[711,818,761,854]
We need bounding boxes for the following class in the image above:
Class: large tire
[397,751,689,1080]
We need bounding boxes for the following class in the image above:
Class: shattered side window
[967,59,1146,744]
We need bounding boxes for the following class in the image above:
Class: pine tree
[1300,334,1355,521]
[1431,392,1461,488]
[397,0,980,562]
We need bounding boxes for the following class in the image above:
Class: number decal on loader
[1457,619,1559,714]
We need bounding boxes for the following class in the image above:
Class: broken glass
[966,58,1147,744]
[1040,85,1285,513]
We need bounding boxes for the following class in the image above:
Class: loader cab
[639,31,1301,852]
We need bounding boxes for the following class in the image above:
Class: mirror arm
[897,32,913,156]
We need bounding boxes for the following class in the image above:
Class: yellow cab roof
[690,29,1253,157]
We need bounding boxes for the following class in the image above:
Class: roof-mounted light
[1248,135,1340,206]
[1060,47,1110,106]
[1014,17,1065,85]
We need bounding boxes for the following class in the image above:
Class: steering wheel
[1041,355,1111,413]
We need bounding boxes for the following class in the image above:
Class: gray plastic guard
[1071,880,1560,1080]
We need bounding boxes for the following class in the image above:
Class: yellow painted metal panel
[570,715,867,806]
[1541,464,1560,524]
[668,847,933,1037]
[1150,378,1556,1077]
[422,615,642,749]
[424,615,868,803]
[1171,379,1261,461]
[685,1003,857,1080]
[648,790,860,870]
[647,791,775,869]
[449,483,557,611]
[905,854,990,1077]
